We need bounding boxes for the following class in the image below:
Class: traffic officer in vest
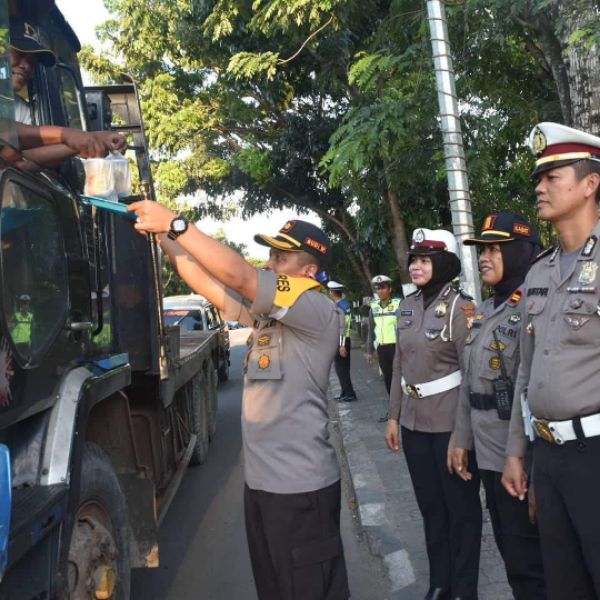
[128,204,350,600]
[11,294,32,346]
[450,213,546,599]
[385,228,482,600]
[503,123,600,600]
[328,281,357,402]
[367,274,401,395]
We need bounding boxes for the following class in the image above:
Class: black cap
[10,17,56,67]
[463,212,541,246]
[254,219,331,265]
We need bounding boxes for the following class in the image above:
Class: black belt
[469,392,497,411]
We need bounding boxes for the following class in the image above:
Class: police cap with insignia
[463,212,541,246]
[371,274,392,290]
[10,17,56,67]
[529,122,600,177]
[254,219,331,266]
[409,228,460,258]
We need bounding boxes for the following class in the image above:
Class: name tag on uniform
[527,288,548,297]
[400,310,413,316]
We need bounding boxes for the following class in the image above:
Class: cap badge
[281,221,294,233]
[24,22,39,41]
[414,229,425,243]
[578,261,598,285]
[434,301,448,318]
[531,127,547,156]
[482,215,496,231]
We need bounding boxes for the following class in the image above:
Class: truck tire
[189,374,209,466]
[207,365,218,441]
[217,352,229,382]
[67,442,130,600]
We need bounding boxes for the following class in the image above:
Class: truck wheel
[189,374,209,466]
[217,353,229,382]
[208,365,218,441]
[67,442,130,600]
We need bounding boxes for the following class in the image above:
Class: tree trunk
[554,0,600,133]
[385,188,411,284]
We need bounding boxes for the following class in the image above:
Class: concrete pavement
[330,340,513,600]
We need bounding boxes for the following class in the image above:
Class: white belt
[401,371,462,400]
[531,413,600,445]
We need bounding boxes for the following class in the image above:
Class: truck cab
[0,2,219,598]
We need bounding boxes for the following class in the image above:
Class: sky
[55,0,321,259]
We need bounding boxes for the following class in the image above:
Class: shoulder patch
[273,275,320,307]
[507,289,523,306]
[532,246,556,265]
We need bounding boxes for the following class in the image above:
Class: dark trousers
[377,343,395,394]
[480,470,546,600]
[402,427,482,599]
[334,339,355,398]
[534,435,600,600]
[244,480,350,600]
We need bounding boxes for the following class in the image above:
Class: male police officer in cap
[367,274,401,395]
[128,205,350,600]
[327,281,357,402]
[503,122,600,599]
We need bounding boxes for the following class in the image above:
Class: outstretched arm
[128,200,259,303]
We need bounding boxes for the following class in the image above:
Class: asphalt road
[131,328,391,599]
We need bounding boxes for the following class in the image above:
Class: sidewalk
[329,340,512,600]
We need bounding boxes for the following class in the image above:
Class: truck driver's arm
[128,200,259,304]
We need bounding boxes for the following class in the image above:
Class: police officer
[11,294,32,345]
[502,123,600,600]
[451,213,546,599]
[129,204,350,600]
[385,229,482,600]
[367,274,401,394]
[328,281,357,402]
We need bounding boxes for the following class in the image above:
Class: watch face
[173,219,186,232]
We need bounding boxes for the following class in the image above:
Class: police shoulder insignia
[507,290,522,306]
[582,236,598,258]
[273,275,320,307]
[258,354,271,370]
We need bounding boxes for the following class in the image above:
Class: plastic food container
[83,157,114,199]
[108,154,132,198]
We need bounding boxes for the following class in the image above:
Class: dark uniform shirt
[454,293,523,471]
[507,224,600,456]
[389,284,475,432]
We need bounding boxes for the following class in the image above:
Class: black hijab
[493,240,541,307]
[410,252,462,308]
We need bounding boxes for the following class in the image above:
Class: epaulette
[531,245,557,265]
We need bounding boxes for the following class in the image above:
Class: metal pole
[426,0,481,303]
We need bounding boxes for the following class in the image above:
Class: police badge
[435,301,448,318]
[579,261,598,285]
[531,127,547,156]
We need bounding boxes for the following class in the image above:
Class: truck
[0,1,221,598]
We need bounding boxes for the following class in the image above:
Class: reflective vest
[337,299,353,338]
[11,311,32,344]
[371,298,401,346]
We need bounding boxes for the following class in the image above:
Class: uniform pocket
[246,329,283,380]
[291,534,345,600]
[561,298,598,346]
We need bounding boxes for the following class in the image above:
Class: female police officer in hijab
[385,229,482,600]
[451,213,546,599]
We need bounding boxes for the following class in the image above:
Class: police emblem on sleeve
[258,354,271,370]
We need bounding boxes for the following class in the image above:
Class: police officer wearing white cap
[503,122,600,599]
[327,281,357,402]
[385,228,481,600]
[451,213,546,599]
[367,274,401,395]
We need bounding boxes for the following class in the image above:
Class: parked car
[164,295,231,382]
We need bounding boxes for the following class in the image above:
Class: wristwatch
[167,214,189,240]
